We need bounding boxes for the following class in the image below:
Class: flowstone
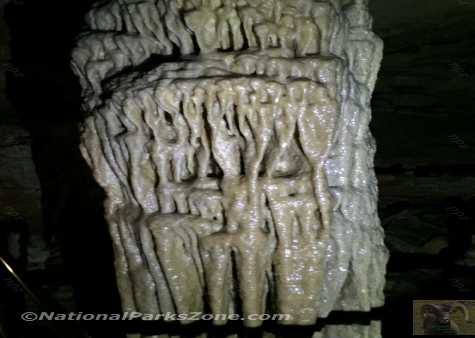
[72,0,388,337]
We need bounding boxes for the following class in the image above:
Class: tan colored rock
[72,0,388,336]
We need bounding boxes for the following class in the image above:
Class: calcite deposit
[72,0,388,336]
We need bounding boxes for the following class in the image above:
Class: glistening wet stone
[72,1,388,337]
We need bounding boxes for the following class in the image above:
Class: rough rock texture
[313,321,382,338]
[456,235,475,267]
[0,125,44,265]
[370,0,475,167]
[72,0,388,335]
[0,6,46,270]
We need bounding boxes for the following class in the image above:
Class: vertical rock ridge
[72,0,388,337]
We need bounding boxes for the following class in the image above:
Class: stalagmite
[72,0,388,337]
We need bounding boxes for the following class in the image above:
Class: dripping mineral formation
[72,0,388,336]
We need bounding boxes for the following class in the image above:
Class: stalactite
[72,0,388,337]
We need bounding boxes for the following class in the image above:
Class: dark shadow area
[2,1,122,337]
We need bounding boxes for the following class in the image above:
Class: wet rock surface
[0,0,474,337]
[71,1,388,336]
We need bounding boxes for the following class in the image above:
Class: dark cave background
[0,0,474,337]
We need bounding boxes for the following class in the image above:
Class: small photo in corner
[413,300,475,335]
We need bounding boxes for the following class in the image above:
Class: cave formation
[71,0,388,337]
